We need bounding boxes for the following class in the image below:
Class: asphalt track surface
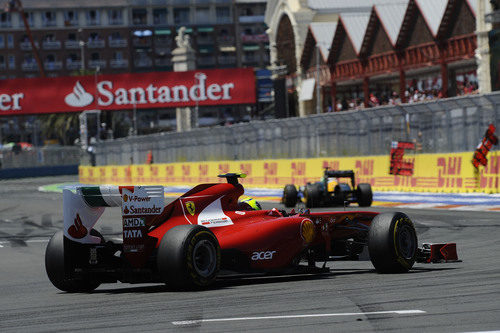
[1,176,499,332]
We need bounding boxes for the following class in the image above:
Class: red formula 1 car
[45,174,458,292]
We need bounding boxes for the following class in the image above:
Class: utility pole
[6,0,45,77]
[315,44,321,114]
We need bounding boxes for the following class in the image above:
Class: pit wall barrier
[79,151,500,194]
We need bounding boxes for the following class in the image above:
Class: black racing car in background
[282,168,373,208]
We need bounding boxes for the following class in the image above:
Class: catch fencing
[0,146,81,169]
[92,92,500,166]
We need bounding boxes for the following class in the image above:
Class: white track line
[172,310,426,326]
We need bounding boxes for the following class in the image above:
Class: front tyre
[368,212,417,273]
[45,231,101,292]
[157,225,220,289]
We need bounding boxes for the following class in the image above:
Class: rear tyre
[45,231,101,292]
[304,183,322,208]
[357,183,373,207]
[368,212,417,273]
[157,225,220,289]
[282,184,298,207]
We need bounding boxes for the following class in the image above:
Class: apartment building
[0,0,270,80]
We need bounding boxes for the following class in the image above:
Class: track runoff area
[0,176,497,332]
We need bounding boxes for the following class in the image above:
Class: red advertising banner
[389,141,416,176]
[0,68,256,116]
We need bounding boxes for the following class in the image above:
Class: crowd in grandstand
[333,78,479,112]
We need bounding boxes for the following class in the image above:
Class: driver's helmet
[239,197,262,211]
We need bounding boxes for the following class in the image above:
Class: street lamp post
[316,44,321,114]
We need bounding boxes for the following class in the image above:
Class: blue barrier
[0,165,78,179]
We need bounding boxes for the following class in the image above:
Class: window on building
[195,7,210,24]
[153,8,167,25]
[91,52,101,61]
[43,11,57,27]
[67,53,78,61]
[174,8,190,25]
[24,12,34,26]
[46,54,56,63]
[108,9,123,25]
[132,8,148,25]
[216,7,231,24]
[0,34,3,49]
[9,54,16,69]
[0,13,11,28]
[87,10,100,25]
[67,33,77,41]
[44,34,55,42]
[7,34,13,48]
[64,10,78,26]
[0,55,5,66]
[110,31,122,40]
[89,32,101,41]
[24,53,35,64]
[113,51,124,60]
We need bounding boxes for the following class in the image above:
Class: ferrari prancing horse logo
[186,201,195,216]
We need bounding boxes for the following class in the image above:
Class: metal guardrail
[92,92,500,166]
[0,146,81,169]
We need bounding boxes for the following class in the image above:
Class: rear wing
[63,185,164,244]
[324,169,355,187]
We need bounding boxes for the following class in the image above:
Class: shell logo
[300,219,315,244]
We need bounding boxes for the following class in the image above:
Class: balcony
[154,37,172,47]
[155,47,170,56]
[88,60,106,69]
[216,17,232,24]
[87,19,101,26]
[65,40,80,49]
[42,20,57,27]
[87,40,105,48]
[109,39,127,48]
[133,38,152,48]
[217,35,234,45]
[44,61,63,71]
[66,60,82,70]
[110,59,129,68]
[134,58,153,68]
[0,22,12,28]
[21,62,38,71]
[109,18,124,25]
[197,36,214,45]
[42,40,62,50]
[242,55,258,63]
[239,15,265,24]
[0,63,6,70]
[241,34,269,43]
[20,41,40,51]
[198,57,215,66]
[155,58,171,67]
[218,56,236,64]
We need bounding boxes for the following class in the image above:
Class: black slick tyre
[357,183,373,207]
[157,225,220,289]
[368,212,417,273]
[45,230,101,292]
[305,183,322,208]
[282,184,298,207]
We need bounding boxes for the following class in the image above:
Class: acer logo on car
[251,250,276,261]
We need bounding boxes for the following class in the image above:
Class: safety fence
[91,92,500,166]
[79,150,500,194]
[0,146,81,169]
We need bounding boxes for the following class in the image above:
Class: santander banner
[0,68,256,116]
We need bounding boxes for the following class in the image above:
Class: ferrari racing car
[45,173,457,292]
[282,168,373,208]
